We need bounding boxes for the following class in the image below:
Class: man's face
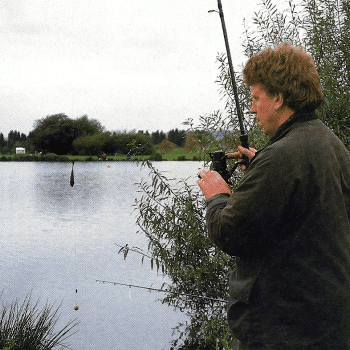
[250,84,280,138]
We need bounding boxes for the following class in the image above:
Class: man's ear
[275,93,284,110]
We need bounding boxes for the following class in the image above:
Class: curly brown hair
[243,43,324,112]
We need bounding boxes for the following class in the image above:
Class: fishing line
[70,161,79,311]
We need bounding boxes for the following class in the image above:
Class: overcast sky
[0,0,290,136]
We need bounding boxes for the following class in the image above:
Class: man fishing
[197,43,350,349]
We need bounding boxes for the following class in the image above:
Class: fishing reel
[209,150,242,184]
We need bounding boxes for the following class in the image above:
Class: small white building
[16,147,25,154]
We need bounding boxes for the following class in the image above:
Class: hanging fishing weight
[70,161,75,187]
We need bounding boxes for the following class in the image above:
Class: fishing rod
[209,0,249,180]
[96,279,227,303]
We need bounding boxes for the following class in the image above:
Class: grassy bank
[155,146,203,161]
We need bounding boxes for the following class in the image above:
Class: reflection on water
[0,161,202,350]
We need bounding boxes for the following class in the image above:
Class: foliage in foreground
[132,161,235,349]
[0,295,78,350]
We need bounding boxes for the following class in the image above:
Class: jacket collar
[267,110,318,145]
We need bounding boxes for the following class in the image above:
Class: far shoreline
[0,153,205,162]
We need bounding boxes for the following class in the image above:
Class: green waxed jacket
[206,111,350,349]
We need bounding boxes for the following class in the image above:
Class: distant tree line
[0,113,204,156]
[0,130,28,153]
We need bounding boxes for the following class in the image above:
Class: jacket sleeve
[206,145,300,258]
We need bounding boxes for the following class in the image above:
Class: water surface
[0,161,203,349]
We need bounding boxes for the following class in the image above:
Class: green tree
[8,130,21,147]
[73,132,112,156]
[30,114,105,155]
[73,130,154,156]
[151,130,166,144]
[111,131,154,156]
[303,0,350,147]
[4,130,28,153]
[243,0,350,149]
[31,114,76,154]
[74,115,104,137]
[167,129,186,147]
[0,133,5,149]
[111,131,133,154]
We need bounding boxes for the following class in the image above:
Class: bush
[40,153,69,162]
[159,139,177,153]
[0,295,78,349]
[13,154,36,162]
[133,162,235,348]
[149,152,163,161]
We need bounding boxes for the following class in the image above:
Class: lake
[0,161,204,350]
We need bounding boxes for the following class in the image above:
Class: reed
[0,295,78,350]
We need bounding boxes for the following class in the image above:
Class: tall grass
[0,295,78,349]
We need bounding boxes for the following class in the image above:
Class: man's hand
[226,146,257,171]
[197,170,231,200]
